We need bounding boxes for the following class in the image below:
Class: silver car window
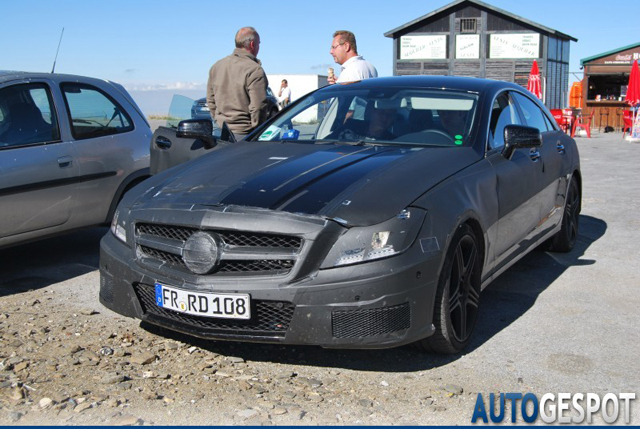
[61,83,134,140]
[0,83,60,148]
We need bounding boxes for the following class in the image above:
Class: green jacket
[206,48,269,135]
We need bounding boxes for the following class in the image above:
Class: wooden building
[384,0,577,109]
[580,43,640,131]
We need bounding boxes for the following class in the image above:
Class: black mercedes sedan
[99,76,581,353]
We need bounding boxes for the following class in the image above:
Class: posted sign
[456,34,480,59]
[400,35,447,60]
[490,33,540,59]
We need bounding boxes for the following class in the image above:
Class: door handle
[155,136,172,149]
[529,149,541,162]
[556,141,565,154]
[57,156,73,168]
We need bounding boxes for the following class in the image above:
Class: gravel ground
[1,132,639,425]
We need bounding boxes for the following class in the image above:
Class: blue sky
[1,0,638,90]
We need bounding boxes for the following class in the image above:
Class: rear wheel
[415,223,481,354]
[547,177,580,252]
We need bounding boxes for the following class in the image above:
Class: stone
[74,402,93,413]
[67,345,83,355]
[238,409,259,420]
[112,415,142,425]
[306,392,323,403]
[273,407,288,415]
[187,346,198,354]
[380,380,389,387]
[9,411,23,422]
[238,380,252,391]
[102,373,127,384]
[142,371,155,379]
[358,399,373,408]
[227,356,245,364]
[9,387,25,401]
[443,384,464,395]
[13,361,29,372]
[99,347,115,356]
[106,398,121,408]
[130,352,156,365]
[80,309,99,315]
[39,397,54,409]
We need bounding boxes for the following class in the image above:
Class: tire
[547,177,580,253]
[414,223,482,354]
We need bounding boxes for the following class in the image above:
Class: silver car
[0,71,150,248]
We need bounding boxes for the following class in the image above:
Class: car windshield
[255,87,478,147]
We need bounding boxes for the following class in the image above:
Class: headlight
[110,209,128,243]
[321,208,426,268]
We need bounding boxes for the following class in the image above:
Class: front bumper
[99,212,442,349]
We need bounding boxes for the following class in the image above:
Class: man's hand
[327,75,337,85]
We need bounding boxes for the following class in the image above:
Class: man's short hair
[235,27,258,49]
[282,79,288,84]
[333,30,358,54]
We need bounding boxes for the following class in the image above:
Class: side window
[61,83,133,140]
[0,83,60,148]
[488,92,520,150]
[512,92,551,132]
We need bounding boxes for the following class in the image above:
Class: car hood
[135,142,481,226]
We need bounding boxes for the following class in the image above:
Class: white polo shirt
[336,56,378,83]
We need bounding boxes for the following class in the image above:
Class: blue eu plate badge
[155,283,163,307]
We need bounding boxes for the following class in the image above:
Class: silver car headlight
[110,209,128,244]
[321,208,426,268]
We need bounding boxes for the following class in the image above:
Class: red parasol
[527,60,542,100]
[625,60,640,139]
[625,60,640,107]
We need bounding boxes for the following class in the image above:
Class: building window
[460,18,477,33]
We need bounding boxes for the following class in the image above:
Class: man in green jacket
[206,27,269,140]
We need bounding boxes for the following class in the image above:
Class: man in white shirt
[277,79,291,108]
[328,30,378,84]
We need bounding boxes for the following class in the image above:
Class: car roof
[320,75,523,95]
[0,70,113,86]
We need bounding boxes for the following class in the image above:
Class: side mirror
[503,125,542,160]
[177,119,216,149]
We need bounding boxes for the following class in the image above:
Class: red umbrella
[625,60,640,139]
[625,60,640,106]
[527,60,542,100]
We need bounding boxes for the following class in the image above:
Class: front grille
[331,303,411,338]
[140,245,183,266]
[136,223,302,249]
[134,283,295,337]
[135,223,302,276]
[218,260,294,273]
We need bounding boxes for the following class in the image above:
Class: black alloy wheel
[548,177,581,253]
[415,223,482,354]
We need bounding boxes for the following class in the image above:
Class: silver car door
[0,82,78,239]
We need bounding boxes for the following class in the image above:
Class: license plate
[155,283,250,320]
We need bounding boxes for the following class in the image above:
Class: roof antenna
[51,28,65,73]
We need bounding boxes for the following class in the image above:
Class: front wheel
[414,223,482,354]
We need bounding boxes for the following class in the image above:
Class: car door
[485,91,544,272]
[59,82,139,224]
[511,92,567,234]
[0,81,78,239]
